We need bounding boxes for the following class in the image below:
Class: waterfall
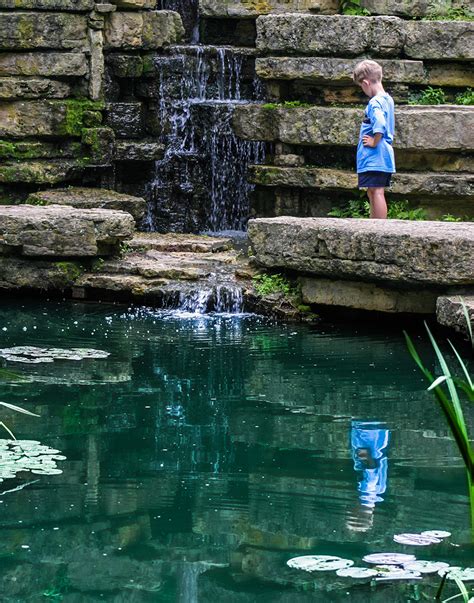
[158,0,200,43]
[144,46,266,234]
[159,285,244,314]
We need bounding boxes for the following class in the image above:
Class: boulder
[0,52,88,77]
[27,187,147,223]
[0,205,135,257]
[300,277,438,313]
[0,13,88,50]
[436,294,474,337]
[104,10,184,50]
[248,217,474,285]
[199,0,338,18]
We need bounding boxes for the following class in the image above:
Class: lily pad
[394,533,441,546]
[0,439,66,482]
[287,555,354,572]
[336,567,378,579]
[0,346,110,364]
[439,568,474,582]
[403,561,450,574]
[420,530,451,539]
[363,553,416,566]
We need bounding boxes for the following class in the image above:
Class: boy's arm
[363,133,382,148]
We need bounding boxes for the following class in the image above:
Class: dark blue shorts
[358,171,392,188]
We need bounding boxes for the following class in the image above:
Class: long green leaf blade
[0,401,39,416]
[448,339,474,391]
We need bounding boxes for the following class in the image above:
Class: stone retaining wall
[0,1,184,204]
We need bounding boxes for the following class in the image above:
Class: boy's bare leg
[368,187,387,219]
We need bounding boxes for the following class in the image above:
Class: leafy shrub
[455,88,474,105]
[339,0,370,15]
[408,87,447,105]
[329,198,427,220]
[253,273,292,297]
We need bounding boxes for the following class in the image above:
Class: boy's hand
[363,133,382,148]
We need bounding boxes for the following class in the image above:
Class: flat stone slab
[248,217,474,286]
[233,105,474,151]
[0,12,88,50]
[199,0,338,18]
[0,53,88,77]
[0,160,82,184]
[256,15,474,60]
[104,10,184,50]
[436,294,474,337]
[0,0,94,9]
[27,187,147,223]
[0,205,134,257]
[249,166,474,198]
[301,277,438,313]
[130,233,233,253]
[361,0,465,17]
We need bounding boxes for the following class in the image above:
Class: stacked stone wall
[216,2,474,220]
[0,1,183,204]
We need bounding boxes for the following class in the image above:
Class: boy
[353,60,395,219]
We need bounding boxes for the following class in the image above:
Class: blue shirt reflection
[351,421,390,508]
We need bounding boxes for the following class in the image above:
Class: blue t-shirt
[357,92,396,174]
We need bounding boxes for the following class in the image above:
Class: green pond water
[0,300,472,602]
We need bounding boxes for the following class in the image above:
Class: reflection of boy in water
[351,421,390,508]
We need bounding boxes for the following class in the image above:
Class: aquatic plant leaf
[0,439,66,482]
[363,553,416,565]
[403,561,450,574]
[0,401,39,416]
[394,533,441,546]
[428,376,449,390]
[441,568,474,582]
[287,555,354,572]
[336,567,378,578]
[447,340,474,391]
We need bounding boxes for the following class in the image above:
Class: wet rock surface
[0,205,135,257]
[436,294,474,337]
[248,217,474,286]
[27,187,147,223]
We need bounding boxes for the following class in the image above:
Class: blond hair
[353,60,383,84]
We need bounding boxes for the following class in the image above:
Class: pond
[0,300,472,602]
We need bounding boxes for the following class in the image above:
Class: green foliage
[339,0,370,15]
[329,198,427,220]
[56,262,83,283]
[91,258,105,272]
[409,86,447,105]
[60,100,104,138]
[442,213,462,222]
[261,101,313,110]
[253,273,292,297]
[425,1,474,20]
[455,88,474,105]
[119,241,133,256]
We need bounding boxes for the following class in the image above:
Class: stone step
[130,232,233,253]
[0,205,134,257]
[255,57,474,88]
[0,160,82,184]
[233,105,474,151]
[249,166,474,198]
[248,217,474,285]
[199,0,338,18]
[256,15,474,61]
[436,294,474,338]
[27,187,147,223]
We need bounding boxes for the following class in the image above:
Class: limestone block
[255,57,426,84]
[405,20,474,60]
[0,257,84,291]
[250,166,474,198]
[427,63,474,87]
[27,187,147,222]
[0,0,94,9]
[233,105,474,151]
[301,277,438,313]
[199,0,338,18]
[114,140,164,161]
[0,140,82,160]
[110,0,157,7]
[107,54,144,77]
[0,53,88,77]
[0,77,71,99]
[0,100,103,138]
[0,13,88,50]
[105,102,144,138]
[248,217,474,285]
[104,10,184,50]
[436,294,474,337]
[360,0,464,17]
[256,15,405,56]
[0,160,82,184]
[0,205,135,257]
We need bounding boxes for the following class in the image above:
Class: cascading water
[157,284,244,314]
[144,45,266,233]
[158,0,200,43]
